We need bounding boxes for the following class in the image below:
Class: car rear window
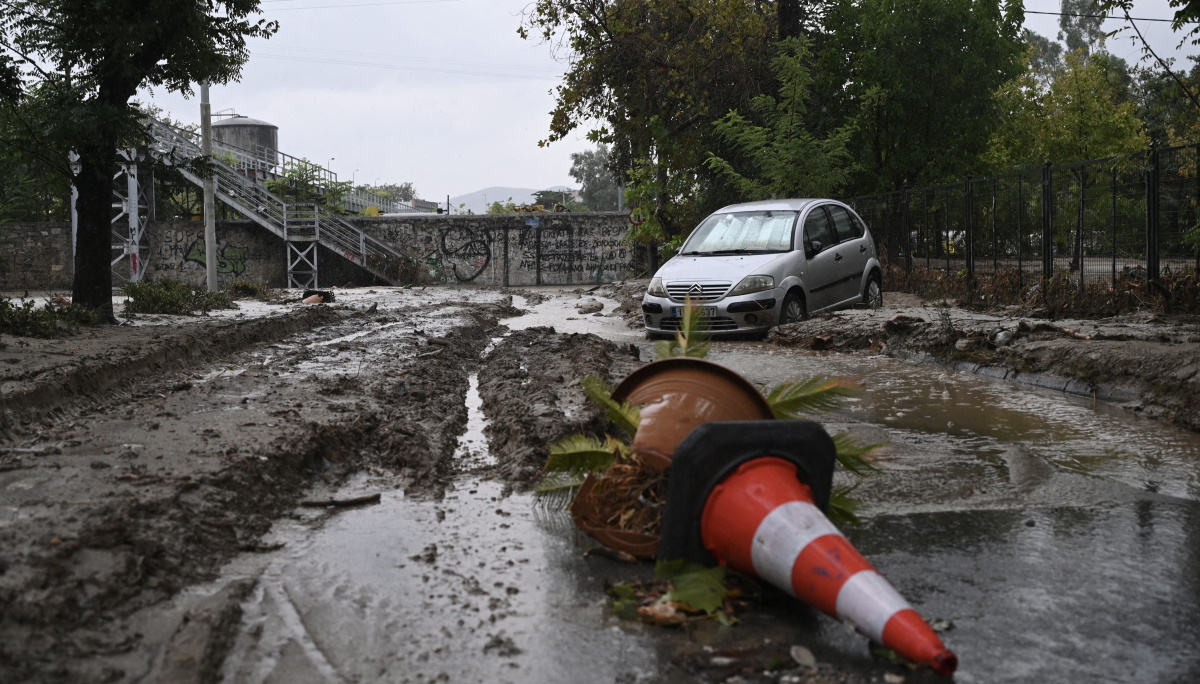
[684,211,797,252]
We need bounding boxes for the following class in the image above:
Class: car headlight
[647,277,667,297]
[728,275,774,297]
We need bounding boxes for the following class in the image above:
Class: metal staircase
[146,119,414,288]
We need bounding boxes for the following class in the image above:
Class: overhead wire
[249,41,557,75]
[261,0,461,11]
[1025,9,1172,23]
[250,52,559,80]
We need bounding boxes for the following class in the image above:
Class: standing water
[710,347,1200,684]
[217,372,669,683]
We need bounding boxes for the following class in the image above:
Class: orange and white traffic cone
[660,421,956,677]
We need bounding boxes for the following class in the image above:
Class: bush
[226,279,272,300]
[123,279,235,315]
[0,297,100,338]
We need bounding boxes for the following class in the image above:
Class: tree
[520,0,777,241]
[1024,29,1065,87]
[986,49,1148,170]
[0,0,277,320]
[705,37,855,200]
[371,182,416,202]
[815,0,1026,195]
[265,159,352,211]
[486,197,517,214]
[569,145,620,211]
[1058,0,1106,53]
[1097,1,1200,47]
[0,90,72,223]
[531,189,587,211]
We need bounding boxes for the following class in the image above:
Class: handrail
[145,117,413,284]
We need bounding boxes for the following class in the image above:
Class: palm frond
[832,432,883,477]
[581,375,641,437]
[543,433,618,474]
[533,472,587,511]
[766,375,862,418]
[655,298,711,360]
[826,483,864,527]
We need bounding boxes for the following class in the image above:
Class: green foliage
[486,197,517,214]
[265,160,353,211]
[985,49,1148,171]
[828,484,865,527]
[607,582,641,619]
[535,433,629,510]
[655,560,731,619]
[543,434,622,475]
[831,433,882,478]
[0,0,277,312]
[123,279,235,316]
[370,182,416,203]
[532,189,588,212]
[569,145,621,211]
[654,298,711,360]
[0,298,99,338]
[581,375,641,437]
[226,279,272,300]
[521,0,776,239]
[706,37,856,200]
[816,0,1026,191]
[766,376,863,420]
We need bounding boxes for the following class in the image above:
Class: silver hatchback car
[642,199,882,338]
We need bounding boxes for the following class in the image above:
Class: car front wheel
[864,274,883,309]
[781,292,807,324]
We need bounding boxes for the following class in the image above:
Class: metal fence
[847,144,1200,291]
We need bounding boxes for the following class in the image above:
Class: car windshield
[680,211,798,254]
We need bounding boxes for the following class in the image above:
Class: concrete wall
[1,212,639,290]
[0,222,73,290]
[349,212,636,287]
[142,220,287,289]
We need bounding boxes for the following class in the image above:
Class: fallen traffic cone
[659,421,957,677]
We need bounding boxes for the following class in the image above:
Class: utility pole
[201,83,218,292]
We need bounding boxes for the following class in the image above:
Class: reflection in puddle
[218,364,664,683]
[714,349,1200,501]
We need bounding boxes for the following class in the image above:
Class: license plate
[671,306,716,317]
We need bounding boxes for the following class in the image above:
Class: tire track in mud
[476,326,644,485]
[0,306,343,439]
[0,299,512,683]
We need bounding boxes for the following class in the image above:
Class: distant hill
[449,186,574,215]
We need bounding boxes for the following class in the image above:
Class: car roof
[711,198,835,214]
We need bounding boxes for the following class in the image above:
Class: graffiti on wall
[184,237,248,275]
[364,216,634,286]
[438,227,492,282]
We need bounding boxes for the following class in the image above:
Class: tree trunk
[778,0,802,40]
[71,148,117,322]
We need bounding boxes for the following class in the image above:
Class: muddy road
[2,284,1199,683]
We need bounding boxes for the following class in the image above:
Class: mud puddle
[212,343,667,683]
[700,346,1200,683]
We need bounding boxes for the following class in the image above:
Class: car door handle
[834,252,843,261]
[859,244,867,253]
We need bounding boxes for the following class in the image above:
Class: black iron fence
[847,144,1200,291]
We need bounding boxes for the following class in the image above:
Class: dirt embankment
[767,293,1200,431]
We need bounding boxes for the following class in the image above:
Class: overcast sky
[140,0,1195,203]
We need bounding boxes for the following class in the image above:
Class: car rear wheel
[781,292,807,324]
[864,273,883,309]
